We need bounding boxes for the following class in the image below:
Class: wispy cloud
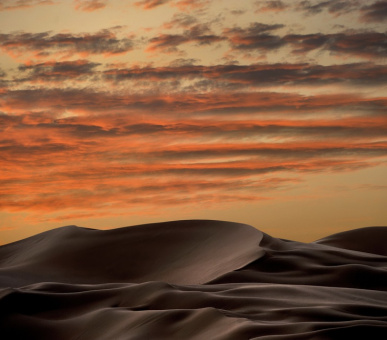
[102,63,387,88]
[17,60,100,82]
[2,87,386,117]
[134,0,171,10]
[163,13,198,29]
[74,0,107,12]
[224,24,387,59]
[296,0,359,16]
[173,0,210,11]
[224,23,285,51]
[0,29,133,62]
[286,32,387,58]
[0,0,54,11]
[147,24,224,53]
[255,0,288,12]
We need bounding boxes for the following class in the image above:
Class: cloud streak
[74,0,106,12]
[17,60,100,82]
[2,87,386,117]
[147,24,225,53]
[225,26,387,59]
[0,29,133,61]
[256,1,288,12]
[296,0,359,16]
[102,62,387,87]
[0,0,54,11]
[135,0,171,10]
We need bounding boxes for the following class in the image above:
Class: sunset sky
[1,0,386,244]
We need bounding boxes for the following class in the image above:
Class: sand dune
[1,220,387,339]
[314,226,387,256]
[0,220,263,287]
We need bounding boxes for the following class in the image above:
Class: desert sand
[1,220,387,339]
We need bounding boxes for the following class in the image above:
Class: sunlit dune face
[0,0,386,243]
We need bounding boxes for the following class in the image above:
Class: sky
[0,0,386,244]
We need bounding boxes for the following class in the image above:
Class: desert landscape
[1,220,387,339]
[1,1,386,338]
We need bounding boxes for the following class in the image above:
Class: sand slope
[1,220,387,339]
[0,220,263,287]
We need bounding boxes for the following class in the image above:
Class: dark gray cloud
[226,22,285,36]
[297,0,359,15]
[224,22,285,50]
[284,33,329,53]
[17,60,100,81]
[168,58,199,66]
[224,24,387,58]
[320,32,387,58]
[163,13,198,29]
[103,63,387,87]
[290,0,387,22]
[361,1,387,22]
[147,24,225,52]
[256,0,288,12]
[0,29,134,57]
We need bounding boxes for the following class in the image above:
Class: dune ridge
[1,220,387,339]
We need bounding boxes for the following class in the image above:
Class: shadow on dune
[1,220,387,339]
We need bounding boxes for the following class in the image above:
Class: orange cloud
[134,0,170,10]
[1,94,386,218]
[174,0,210,11]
